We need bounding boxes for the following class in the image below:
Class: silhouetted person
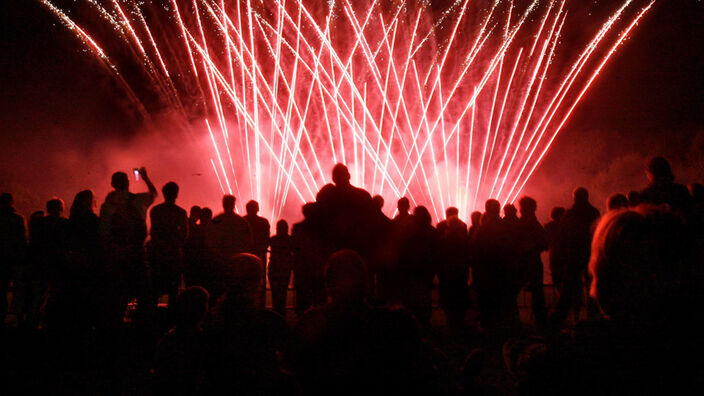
[368,194,393,300]
[437,208,470,330]
[209,195,253,273]
[153,286,209,395]
[99,168,157,329]
[52,190,101,334]
[502,203,520,229]
[385,197,415,302]
[606,193,628,211]
[502,203,524,323]
[34,198,69,331]
[268,220,294,316]
[149,182,188,312]
[394,196,413,228]
[201,254,292,394]
[315,163,374,257]
[530,206,701,395]
[437,207,461,235]
[292,250,439,395]
[468,210,482,241]
[397,206,439,326]
[244,200,270,306]
[544,207,565,247]
[0,193,26,328]
[23,210,45,328]
[639,156,692,214]
[292,202,326,315]
[517,196,548,327]
[187,205,201,237]
[551,187,600,325]
[244,200,270,264]
[544,206,565,286]
[183,206,202,287]
[471,199,509,328]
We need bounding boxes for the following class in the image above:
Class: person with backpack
[99,168,157,330]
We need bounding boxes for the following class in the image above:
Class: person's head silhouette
[647,156,674,184]
[607,193,629,211]
[503,204,517,219]
[332,163,351,186]
[189,205,201,220]
[1,193,15,209]
[223,253,263,308]
[518,196,537,217]
[111,172,129,191]
[573,187,589,205]
[397,197,410,214]
[413,206,432,226]
[222,194,236,213]
[589,207,688,320]
[162,182,179,203]
[485,199,501,217]
[276,219,288,235]
[550,206,565,222]
[46,197,64,218]
[200,207,213,224]
[70,190,95,217]
[246,200,259,216]
[325,249,368,304]
[174,286,210,329]
[302,202,317,219]
[445,207,459,219]
[470,211,481,226]
[372,195,384,211]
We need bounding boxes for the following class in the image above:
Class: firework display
[41,0,655,221]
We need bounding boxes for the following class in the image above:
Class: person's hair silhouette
[332,163,351,186]
[222,195,236,213]
[162,182,179,203]
[111,171,129,191]
[397,197,410,214]
[245,200,259,215]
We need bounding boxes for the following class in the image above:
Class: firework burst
[41,0,655,221]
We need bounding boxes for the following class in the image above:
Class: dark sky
[1,0,703,219]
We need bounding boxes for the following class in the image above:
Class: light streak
[42,0,655,221]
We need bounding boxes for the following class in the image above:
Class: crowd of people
[1,157,703,394]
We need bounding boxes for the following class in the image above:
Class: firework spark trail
[497,0,638,202]
[42,0,655,221]
[506,0,657,205]
[488,4,565,200]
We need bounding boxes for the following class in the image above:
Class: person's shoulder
[10,211,25,223]
[236,214,250,225]
[673,183,691,196]
[295,306,328,336]
[151,202,167,211]
[174,204,188,216]
[315,183,337,200]
[354,185,372,198]
[257,309,288,327]
[135,191,155,200]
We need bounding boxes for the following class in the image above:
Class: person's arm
[139,167,158,198]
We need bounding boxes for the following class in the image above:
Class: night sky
[1,0,703,220]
